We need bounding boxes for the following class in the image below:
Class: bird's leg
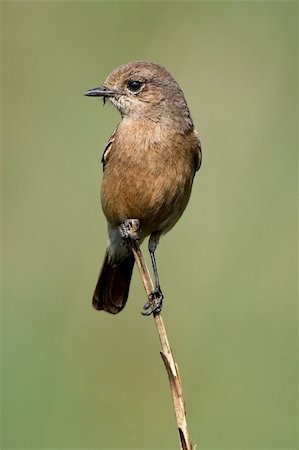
[142,234,164,316]
[119,223,163,315]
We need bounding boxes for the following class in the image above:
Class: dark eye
[127,80,143,92]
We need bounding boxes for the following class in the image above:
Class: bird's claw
[119,219,140,245]
[141,288,164,316]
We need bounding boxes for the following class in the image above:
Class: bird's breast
[101,121,197,236]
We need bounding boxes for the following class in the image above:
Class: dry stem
[126,219,194,450]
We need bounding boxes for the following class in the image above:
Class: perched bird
[85,61,201,315]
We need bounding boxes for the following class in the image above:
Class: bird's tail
[92,251,135,314]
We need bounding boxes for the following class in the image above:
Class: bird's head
[85,60,193,130]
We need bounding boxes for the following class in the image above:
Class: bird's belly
[101,159,193,237]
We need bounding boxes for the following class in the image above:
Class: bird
[85,60,201,315]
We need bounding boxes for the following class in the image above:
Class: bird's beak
[84,86,116,97]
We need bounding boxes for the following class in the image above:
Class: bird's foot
[119,219,140,245]
[142,287,164,316]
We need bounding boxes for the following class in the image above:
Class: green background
[1,1,297,449]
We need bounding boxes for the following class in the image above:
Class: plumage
[85,61,201,313]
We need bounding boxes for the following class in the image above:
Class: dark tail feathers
[92,252,135,314]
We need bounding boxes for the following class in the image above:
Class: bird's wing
[196,139,202,171]
[101,128,117,171]
[192,130,202,172]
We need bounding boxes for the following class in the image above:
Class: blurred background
[1,2,297,449]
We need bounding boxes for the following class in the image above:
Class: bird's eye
[127,80,143,92]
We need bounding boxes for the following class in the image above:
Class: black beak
[84,86,116,97]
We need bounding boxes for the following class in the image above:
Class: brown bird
[85,61,201,315]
